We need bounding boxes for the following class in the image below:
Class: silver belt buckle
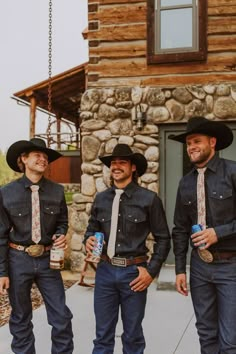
[25,245,44,257]
[111,257,127,267]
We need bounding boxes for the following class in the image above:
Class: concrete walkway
[0,266,200,354]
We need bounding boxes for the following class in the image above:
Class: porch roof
[13,62,88,124]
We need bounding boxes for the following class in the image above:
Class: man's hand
[176,273,188,296]
[85,236,96,255]
[53,234,67,250]
[130,267,153,292]
[191,227,218,249]
[0,277,9,295]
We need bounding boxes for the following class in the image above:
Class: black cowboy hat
[168,116,233,151]
[99,144,147,176]
[6,138,62,172]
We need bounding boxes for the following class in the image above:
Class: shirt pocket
[43,205,61,231]
[124,207,147,236]
[9,207,31,236]
[209,187,233,222]
[97,214,111,238]
[43,205,60,216]
[181,194,197,221]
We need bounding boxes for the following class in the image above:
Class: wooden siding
[87,0,236,87]
[45,155,81,184]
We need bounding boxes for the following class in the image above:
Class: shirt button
[118,229,121,232]
[19,213,22,216]
[220,195,223,199]
[135,219,138,222]
[118,244,120,247]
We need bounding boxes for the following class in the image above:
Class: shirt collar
[112,181,137,198]
[193,153,219,174]
[21,175,45,190]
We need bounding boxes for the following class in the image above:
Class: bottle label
[50,248,64,270]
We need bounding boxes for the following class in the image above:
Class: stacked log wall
[87,0,236,87]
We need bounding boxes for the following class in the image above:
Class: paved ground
[0,266,200,354]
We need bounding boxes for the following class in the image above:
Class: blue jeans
[190,250,236,354]
[93,261,147,354]
[8,248,74,354]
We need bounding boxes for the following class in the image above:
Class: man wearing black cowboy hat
[169,116,236,353]
[0,138,74,354]
[84,143,170,354]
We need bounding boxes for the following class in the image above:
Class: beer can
[191,224,206,249]
[86,232,104,263]
[191,224,203,234]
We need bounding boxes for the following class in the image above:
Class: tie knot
[115,189,124,196]
[30,185,39,192]
[197,167,207,175]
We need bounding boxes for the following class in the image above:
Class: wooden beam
[29,96,37,139]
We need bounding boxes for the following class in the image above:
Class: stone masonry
[69,83,236,272]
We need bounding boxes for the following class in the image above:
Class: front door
[159,122,236,264]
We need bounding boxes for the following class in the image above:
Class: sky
[0,0,88,152]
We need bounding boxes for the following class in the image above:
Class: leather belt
[100,254,148,267]
[9,242,52,257]
[195,248,236,262]
[211,251,236,261]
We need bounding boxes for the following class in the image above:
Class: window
[147,0,207,64]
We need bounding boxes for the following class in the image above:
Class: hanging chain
[47,0,53,147]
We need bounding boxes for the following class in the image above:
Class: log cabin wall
[86,0,236,87]
[69,0,236,271]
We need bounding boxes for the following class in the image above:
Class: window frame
[147,0,208,65]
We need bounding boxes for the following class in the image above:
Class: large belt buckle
[197,248,213,263]
[111,257,127,267]
[26,245,44,257]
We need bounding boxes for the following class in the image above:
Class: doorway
[159,122,236,264]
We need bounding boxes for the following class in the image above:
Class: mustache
[111,168,124,173]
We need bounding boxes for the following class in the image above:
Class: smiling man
[84,143,170,354]
[0,138,74,354]
[169,116,236,353]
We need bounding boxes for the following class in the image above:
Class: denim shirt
[84,181,171,278]
[0,175,68,276]
[172,154,236,274]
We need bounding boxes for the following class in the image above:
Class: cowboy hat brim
[6,140,62,172]
[99,152,147,176]
[169,121,233,151]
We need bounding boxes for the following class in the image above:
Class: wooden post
[56,114,61,150]
[29,96,37,139]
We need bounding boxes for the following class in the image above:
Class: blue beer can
[86,232,104,263]
[191,224,205,249]
[93,232,104,257]
[191,224,203,234]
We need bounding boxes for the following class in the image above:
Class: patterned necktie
[30,185,41,244]
[107,189,124,259]
[197,168,207,229]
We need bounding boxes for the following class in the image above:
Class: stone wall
[69,83,236,272]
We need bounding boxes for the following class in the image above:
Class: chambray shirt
[0,175,68,276]
[84,181,171,278]
[172,154,236,274]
